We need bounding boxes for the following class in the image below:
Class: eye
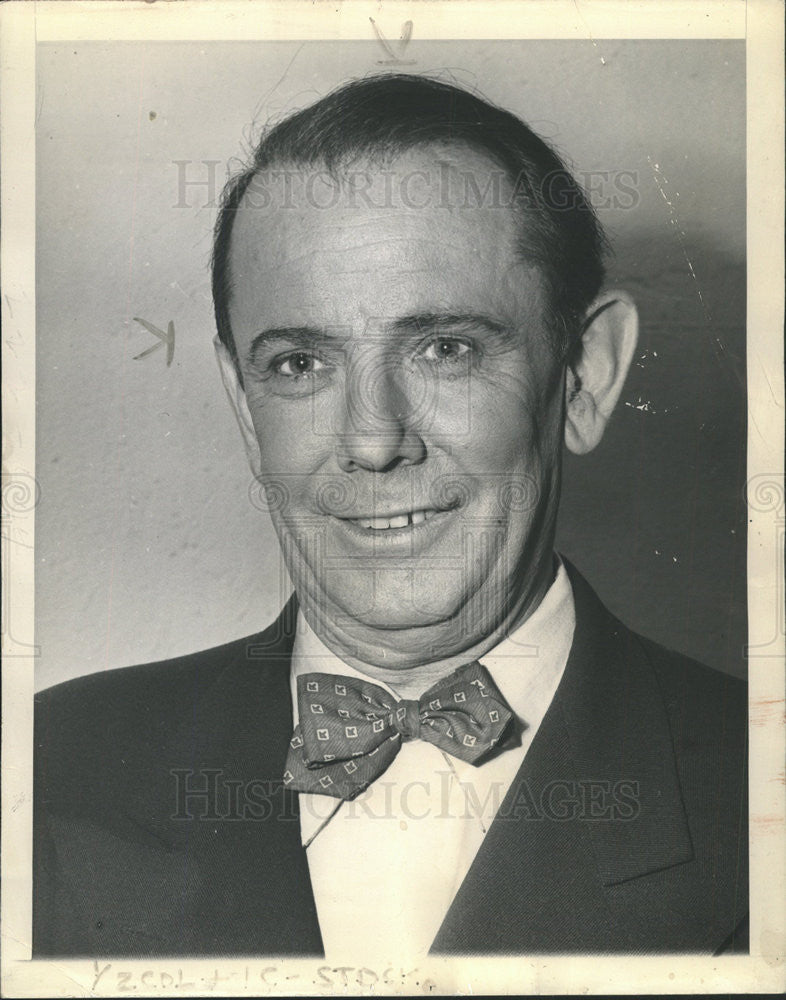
[273,352,327,377]
[420,338,472,363]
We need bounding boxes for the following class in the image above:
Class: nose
[335,357,426,473]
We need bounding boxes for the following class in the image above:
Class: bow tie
[283,660,514,800]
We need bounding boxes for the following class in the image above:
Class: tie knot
[392,699,422,740]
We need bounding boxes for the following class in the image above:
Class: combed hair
[212,73,608,372]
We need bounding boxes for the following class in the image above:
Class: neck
[298,554,557,700]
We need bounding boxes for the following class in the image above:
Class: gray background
[35,39,746,690]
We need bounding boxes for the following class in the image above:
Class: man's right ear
[214,337,263,479]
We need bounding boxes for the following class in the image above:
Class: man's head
[214,74,609,371]
[212,74,637,682]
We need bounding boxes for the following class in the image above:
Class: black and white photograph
[1,0,783,995]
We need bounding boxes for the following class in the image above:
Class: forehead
[227,146,546,337]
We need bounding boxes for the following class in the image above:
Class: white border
[33,0,746,41]
[2,1,784,995]
[746,0,786,975]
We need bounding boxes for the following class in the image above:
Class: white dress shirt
[290,558,575,962]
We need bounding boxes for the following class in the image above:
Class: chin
[319,572,465,632]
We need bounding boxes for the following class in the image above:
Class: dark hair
[212,73,607,373]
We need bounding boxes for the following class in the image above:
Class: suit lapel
[136,595,324,955]
[432,564,701,953]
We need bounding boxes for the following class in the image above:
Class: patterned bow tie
[283,660,514,800]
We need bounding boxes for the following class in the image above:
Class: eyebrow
[246,327,348,368]
[388,312,508,337]
[246,313,510,368]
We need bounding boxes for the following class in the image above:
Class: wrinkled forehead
[230,145,531,264]
[236,141,518,218]
[227,145,548,332]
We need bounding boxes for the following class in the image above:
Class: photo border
[2,1,783,995]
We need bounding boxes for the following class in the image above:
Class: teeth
[351,509,437,530]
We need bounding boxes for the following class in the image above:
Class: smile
[345,509,443,531]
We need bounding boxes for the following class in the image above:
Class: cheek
[246,396,319,472]
[463,395,538,468]
[455,392,561,521]
[483,366,563,459]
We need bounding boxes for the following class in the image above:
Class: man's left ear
[564,291,638,455]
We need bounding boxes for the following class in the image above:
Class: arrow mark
[133,317,175,366]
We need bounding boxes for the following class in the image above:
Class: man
[34,74,747,957]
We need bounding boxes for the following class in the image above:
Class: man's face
[226,146,566,666]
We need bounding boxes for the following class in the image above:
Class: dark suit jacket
[34,563,748,956]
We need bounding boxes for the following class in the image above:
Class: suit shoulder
[37,631,258,726]
[632,632,747,746]
[34,619,291,785]
[566,559,746,744]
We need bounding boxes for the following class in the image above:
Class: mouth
[340,508,450,532]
